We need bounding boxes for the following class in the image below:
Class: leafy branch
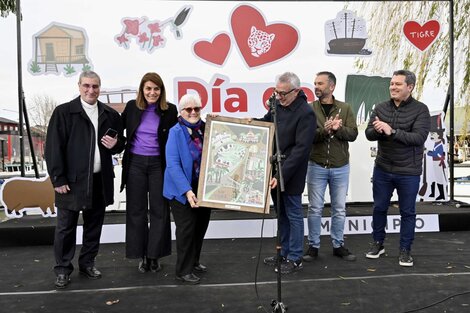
[350,0,469,113]
[0,0,16,18]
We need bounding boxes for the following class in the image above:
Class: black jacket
[259,90,317,194]
[365,96,430,176]
[45,97,125,211]
[120,99,178,192]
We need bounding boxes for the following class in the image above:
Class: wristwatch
[390,129,397,136]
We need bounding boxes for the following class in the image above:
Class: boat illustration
[326,11,372,55]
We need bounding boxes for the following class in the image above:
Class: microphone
[266,91,276,109]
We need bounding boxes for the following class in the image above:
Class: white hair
[276,72,300,89]
[178,93,202,112]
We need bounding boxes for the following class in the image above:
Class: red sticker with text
[403,20,440,51]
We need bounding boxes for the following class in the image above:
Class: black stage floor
[2,201,470,312]
[1,232,470,313]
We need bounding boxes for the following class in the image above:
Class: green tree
[0,0,16,17]
[350,0,470,136]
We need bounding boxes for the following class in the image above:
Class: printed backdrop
[0,0,449,203]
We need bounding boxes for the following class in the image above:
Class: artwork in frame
[197,116,275,214]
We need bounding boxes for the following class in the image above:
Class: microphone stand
[269,95,287,313]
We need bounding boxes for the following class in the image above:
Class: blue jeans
[307,162,350,249]
[372,166,420,250]
[273,193,304,262]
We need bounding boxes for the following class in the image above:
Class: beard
[315,89,328,101]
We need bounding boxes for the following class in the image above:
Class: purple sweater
[130,104,160,156]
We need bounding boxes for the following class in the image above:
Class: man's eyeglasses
[81,83,100,90]
[183,107,201,113]
[274,88,296,97]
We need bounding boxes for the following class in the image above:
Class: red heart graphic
[193,33,231,66]
[230,5,299,68]
[403,20,440,51]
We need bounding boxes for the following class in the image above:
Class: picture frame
[197,116,275,214]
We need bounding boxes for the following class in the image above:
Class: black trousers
[170,199,211,276]
[54,173,105,275]
[125,154,171,259]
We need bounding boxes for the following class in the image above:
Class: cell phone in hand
[105,128,118,138]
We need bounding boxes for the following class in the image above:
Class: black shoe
[263,255,285,266]
[138,258,149,273]
[176,273,201,285]
[194,263,207,273]
[333,246,357,261]
[303,246,319,262]
[79,266,102,279]
[275,259,303,274]
[55,274,70,289]
[366,241,385,259]
[398,248,414,267]
[148,258,162,273]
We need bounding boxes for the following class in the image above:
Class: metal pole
[22,97,40,178]
[1,139,5,172]
[16,0,25,177]
[449,0,455,201]
[269,97,287,313]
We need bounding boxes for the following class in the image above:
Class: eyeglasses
[81,83,100,90]
[274,88,296,97]
[183,107,201,113]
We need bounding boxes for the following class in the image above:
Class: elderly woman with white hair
[163,93,211,284]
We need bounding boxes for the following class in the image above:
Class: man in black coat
[260,72,317,274]
[365,69,430,267]
[45,71,125,288]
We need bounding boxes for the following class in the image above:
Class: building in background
[0,117,46,173]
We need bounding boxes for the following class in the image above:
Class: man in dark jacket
[45,71,125,288]
[365,70,430,267]
[261,72,316,274]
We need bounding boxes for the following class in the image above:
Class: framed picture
[197,116,275,214]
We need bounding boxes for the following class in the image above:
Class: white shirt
[81,99,101,173]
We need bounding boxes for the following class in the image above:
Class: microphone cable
[254,210,271,313]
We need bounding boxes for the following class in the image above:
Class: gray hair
[178,93,202,112]
[276,72,301,89]
[79,71,101,86]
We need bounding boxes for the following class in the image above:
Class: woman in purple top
[120,72,178,273]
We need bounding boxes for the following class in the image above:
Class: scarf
[178,116,204,185]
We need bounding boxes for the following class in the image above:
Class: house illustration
[30,23,91,75]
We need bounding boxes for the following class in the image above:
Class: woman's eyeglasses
[183,107,201,113]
